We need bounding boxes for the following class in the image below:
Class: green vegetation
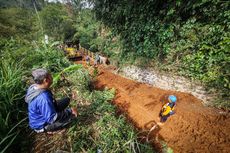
[0,0,229,152]
[56,70,154,152]
[94,0,230,108]
[0,4,71,149]
[40,3,75,40]
[0,59,25,153]
[0,8,35,39]
[0,1,80,151]
[74,9,102,51]
[0,1,155,152]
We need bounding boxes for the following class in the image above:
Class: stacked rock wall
[120,66,215,105]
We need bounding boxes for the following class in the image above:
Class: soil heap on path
[93,66,230,153]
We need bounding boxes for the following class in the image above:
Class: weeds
[67,88,154,153]
[55,69,154,152]
[0,59,27,152]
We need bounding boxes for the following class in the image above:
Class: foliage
[0,1,75,152]
[65,68,92,102]
[100,29,123,62]
[0,2,75,151]
[0,60,27,152]
[0,0,45,10]
[66,86,154,152]
[39,3,75,41]
[0,38,70,72]
[94,0,230,107]
[0,8,35,39]
[74,9,103,52]
[52,64,83,87]
[53,68,154,152]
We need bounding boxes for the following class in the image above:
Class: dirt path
[92,65,230,153]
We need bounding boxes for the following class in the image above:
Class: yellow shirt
[161,103,175,116]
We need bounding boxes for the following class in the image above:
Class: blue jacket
[25,85,57,130]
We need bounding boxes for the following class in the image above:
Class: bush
[94,0,230,107]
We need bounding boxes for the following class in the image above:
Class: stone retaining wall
[119,66,215,105]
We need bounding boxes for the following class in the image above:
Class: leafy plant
[94,0,230,108]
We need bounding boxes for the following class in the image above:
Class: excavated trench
[91,64,230,153]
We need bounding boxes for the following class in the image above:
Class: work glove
[169,110,175,115]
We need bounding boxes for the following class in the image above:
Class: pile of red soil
[93,66,230,153]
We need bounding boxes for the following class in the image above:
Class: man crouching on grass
[25,68,77,134]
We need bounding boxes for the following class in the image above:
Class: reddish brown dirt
[92,65,230,153]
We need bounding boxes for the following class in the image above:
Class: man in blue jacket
[25,68,77,133]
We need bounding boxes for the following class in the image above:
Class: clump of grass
[0,59,27,152]
[161,141,174,153]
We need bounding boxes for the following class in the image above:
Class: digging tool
[146,124,160,142]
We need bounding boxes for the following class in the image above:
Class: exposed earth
[91,64,230,153]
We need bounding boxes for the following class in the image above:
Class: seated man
[25,68,77,133]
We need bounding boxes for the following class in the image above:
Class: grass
[0,59,27,153]
[54,70,155,153]
[67,89,154,153]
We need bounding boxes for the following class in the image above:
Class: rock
[120,66,215,105]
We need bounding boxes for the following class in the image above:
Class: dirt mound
[94,67,230,153]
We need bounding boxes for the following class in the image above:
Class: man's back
[27,89,57,130]
[26,68,77,133]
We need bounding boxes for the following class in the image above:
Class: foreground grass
[67,89,154,153]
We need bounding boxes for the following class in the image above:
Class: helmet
[169,95,177,103]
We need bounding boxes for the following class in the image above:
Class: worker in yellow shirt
[159,95,177,123]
